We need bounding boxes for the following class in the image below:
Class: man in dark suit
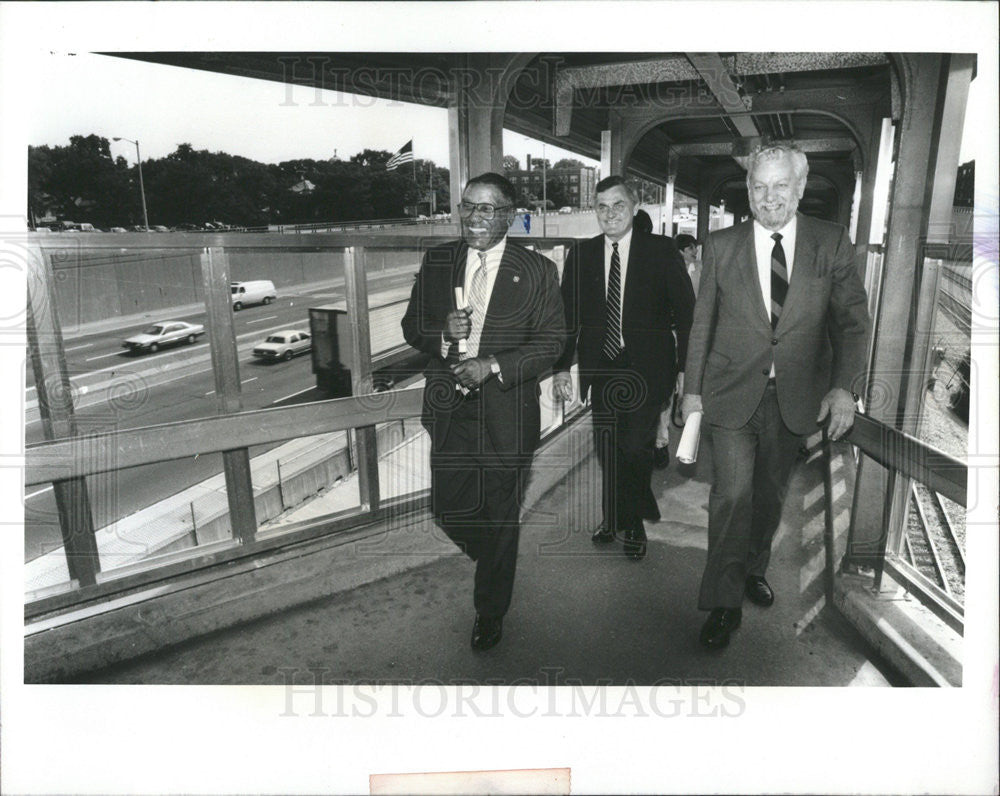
[681,142,869,649]
[401,172,564,651]
[554,176,695,560]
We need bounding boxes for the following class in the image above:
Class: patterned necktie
[770,232,788,330]
[603,241,622,359]
[464,251,489,358]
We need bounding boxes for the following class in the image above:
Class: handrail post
[820,427,837,603]
[25,242,100,587]
[344,245,380,511]
[201,246,258,544]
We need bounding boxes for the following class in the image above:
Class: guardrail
[828,413,967,634]
[24,232,578,618]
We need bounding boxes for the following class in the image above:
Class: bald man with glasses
[402,172,564,652]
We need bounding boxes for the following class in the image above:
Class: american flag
[385,140,413,171]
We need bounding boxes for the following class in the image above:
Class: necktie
[464,251,489,358]
[603,241,622,359]
[770,232,788,330]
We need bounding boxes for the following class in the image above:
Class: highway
[24,266,420,563]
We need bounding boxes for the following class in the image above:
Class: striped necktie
[464,251,489,358]
[770,232,788,330]
[603,242,622,359]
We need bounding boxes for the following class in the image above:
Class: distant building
[506,165,597,209]
[954,160,974,208]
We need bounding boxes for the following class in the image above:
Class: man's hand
[680,393,703,424]
[553,371,573,402]
[817,387,857,441]
[450,356,493,390]
[445,308,472,343]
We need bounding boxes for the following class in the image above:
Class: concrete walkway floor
[74,424,901,687]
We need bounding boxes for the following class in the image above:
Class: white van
[230,280,277,310]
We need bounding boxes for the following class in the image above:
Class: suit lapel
[776,214,817,331]
[451,241,469,297]
[735,222,770,328]
[479,242,522,344]
[622,231,642,324]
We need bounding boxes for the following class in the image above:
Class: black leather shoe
[471,615,503,651]
[591,526,616,544]
[699,608,742,650]
[623,528,647,560]
[654,446,670,469]
[745,575,774,607]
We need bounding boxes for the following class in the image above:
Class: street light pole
[542,141,547,238]
[114,136,149,231]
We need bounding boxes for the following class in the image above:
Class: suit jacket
[555,230,695,406]
[685,213,870,435]
[401,238,565,464]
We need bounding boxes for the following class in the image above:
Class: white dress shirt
[441,237,507,360]
[604,228,632,349]
[753,215,797,377]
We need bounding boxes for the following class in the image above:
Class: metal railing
[832,412,967,634]
[24,232,578,618]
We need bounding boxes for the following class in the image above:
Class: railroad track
[938,287,972,335]
[939,263,972,335]
[904,482,966,599]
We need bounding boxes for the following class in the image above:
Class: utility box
[309,290,415,396]
[308,305,353,396]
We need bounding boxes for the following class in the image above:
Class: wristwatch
[489,358,501,378]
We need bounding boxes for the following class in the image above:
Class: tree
[28,135,131,227]
[502,154,521,172]
[529,158,551,171]
[545,179,571,208]
[553,158,585,170]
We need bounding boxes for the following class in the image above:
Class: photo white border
[1,2,997,793]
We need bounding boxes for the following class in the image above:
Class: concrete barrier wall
[51,246,425,328]
[54,249,203,327]
[182,420,411,549]
[228,250,347,289]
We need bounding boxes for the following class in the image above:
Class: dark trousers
[430,398,525,619]
[589,351,664,533]
[698,383,802,610]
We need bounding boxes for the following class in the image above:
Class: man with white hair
[681,142,869,650]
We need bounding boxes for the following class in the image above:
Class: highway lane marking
[246,315,279,324]
[204,377,259,396]
[275,385,317,403]
[85,350,130,362]
[25,485,54,500]
[65,343,94,352]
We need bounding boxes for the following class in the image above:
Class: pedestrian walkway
[73,419,898,687]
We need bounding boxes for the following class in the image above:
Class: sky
[31,51,597,171]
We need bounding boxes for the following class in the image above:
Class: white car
[252,329,312,362]
[122,321,205,354]
[558,206,573,214]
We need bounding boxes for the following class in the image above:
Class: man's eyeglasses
[457,201,512,219]
[596,201,631,216]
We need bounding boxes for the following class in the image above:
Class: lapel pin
[513,275,520,283]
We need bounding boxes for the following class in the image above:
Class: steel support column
[343,245,379,512]
[845,54,954,570]
[26,244,99,587]
[202,247,257,545]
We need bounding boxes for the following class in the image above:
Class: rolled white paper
[453,286,467,355]
[676,410,702,464]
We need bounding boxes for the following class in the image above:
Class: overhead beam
[685,53,760,138]
[733,52,888,75]
[671,137,857,157]
[555,56,704,135]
